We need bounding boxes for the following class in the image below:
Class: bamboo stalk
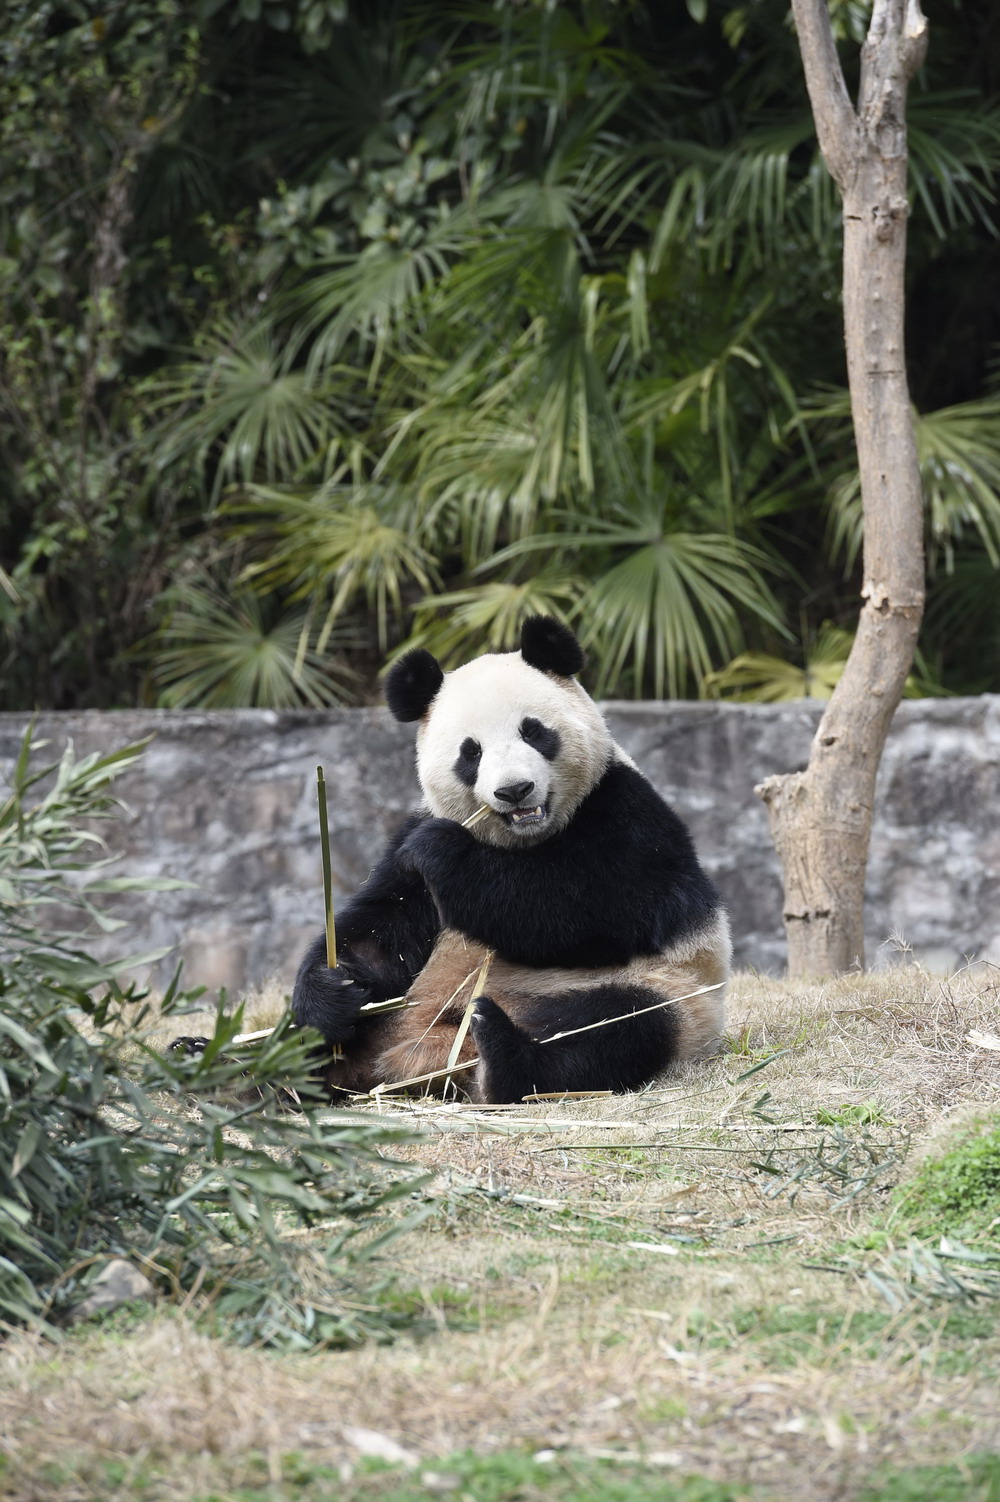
[521,1090,614,1101]
[359,996,415,1015]
[316,765,337,969]
[538,981,725,1045]
[462,804,492,828]
[367,1057,480,1096]
[230,1028,275,1045]
[442,948,494,1099]
[226,1023,343,1063]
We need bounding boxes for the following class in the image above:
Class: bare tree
[755,0,929,976]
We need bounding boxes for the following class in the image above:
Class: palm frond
[152,576,356,709]
[152,320,343,500]
[579,524,785,699]
[295,208,484,373]
[482,493,786,699]
[704,624,942,702]
[703,622,853,702]
[377,238,637,557]
[908,94,1000,237]
[923,550,1000,692]
[817,392,1000,575]
[400,574,583,669]
[625,300,792,533]
[236,483,439,651]
[918,398,1000,568]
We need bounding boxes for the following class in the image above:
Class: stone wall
[2,697,998,994]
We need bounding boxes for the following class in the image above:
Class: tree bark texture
[755,0,928,976]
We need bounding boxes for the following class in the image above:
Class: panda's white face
[415,652,615,848]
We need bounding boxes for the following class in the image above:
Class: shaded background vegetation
[2,0,1000,711]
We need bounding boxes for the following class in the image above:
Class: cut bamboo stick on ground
[522,1090,614,1101]
[366,1057,480,1097]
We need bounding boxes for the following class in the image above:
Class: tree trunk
[755,0,928,976]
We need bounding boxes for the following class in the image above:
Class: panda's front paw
[292,960,371,1038]
[470,997,538,1105]
[325,964,373,1008]
[170,1034,210,1057]
[397,817,472,880]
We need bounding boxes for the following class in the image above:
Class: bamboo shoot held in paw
[316,765,337,969]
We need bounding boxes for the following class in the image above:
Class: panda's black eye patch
[520,717,561,760]
[454,737,482,787]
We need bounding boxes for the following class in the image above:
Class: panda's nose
[494,780,535,806]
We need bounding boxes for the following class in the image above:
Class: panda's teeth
[511,805,544,824]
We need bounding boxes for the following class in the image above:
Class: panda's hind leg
[470,985,678,1105]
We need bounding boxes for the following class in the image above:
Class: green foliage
[750,1121,907,1208]
[0,0,202,707]
[814,1102,891,1127]
[4,0,1000,706]
[237,482,440,653]
[151,321,349,502]
[704,624,940,702]
[151,569,356,708]
[817,391,1000,577]
[0,728,429,1344]
[815,1115,1000,1316]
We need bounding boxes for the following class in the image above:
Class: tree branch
[902,0,929,79]
[860,0,927,116]
[789,0,861,191]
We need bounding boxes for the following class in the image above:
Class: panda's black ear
[520,616,585,677]
[384,649,445,722]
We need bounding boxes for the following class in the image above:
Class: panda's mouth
[505,803,547,828]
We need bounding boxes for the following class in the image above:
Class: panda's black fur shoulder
[291,814,440,1045]
[396,761,720,969]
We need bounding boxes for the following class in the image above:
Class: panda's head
[384,617,614,848]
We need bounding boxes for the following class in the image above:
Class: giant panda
[292,617,731,1104]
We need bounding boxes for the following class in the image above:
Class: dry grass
[4,964,1000,1501]
[3,1291,998,1500]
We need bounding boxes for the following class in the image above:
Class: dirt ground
[2,965,999,1500]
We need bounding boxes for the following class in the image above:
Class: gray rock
[66,1258,156,1323]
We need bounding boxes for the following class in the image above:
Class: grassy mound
[894,1114,1000,1240]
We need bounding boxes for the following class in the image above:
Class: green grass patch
[857,1451,1000,1500]
[238,1449,750,1501]
[894,1115,1000,1240]
[684,1300,1000,1375]
[0,1447,751,1502]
